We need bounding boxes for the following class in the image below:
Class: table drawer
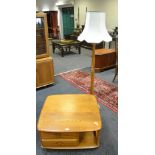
[41,138,79,147]
[40,132,79,139]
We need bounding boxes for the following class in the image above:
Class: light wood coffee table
[37,94,102,149]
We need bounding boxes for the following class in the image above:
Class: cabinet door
[36,12,49,59]
[36,58,54,88]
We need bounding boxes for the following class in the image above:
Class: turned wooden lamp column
[78,11,112,94]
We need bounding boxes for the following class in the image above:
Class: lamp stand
[90,43,96,94]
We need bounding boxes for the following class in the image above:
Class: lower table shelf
[40,131,100,149]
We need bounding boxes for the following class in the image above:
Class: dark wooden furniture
[52,39,81,57]
[69,28,82,40]
[95,49,116,72]
[36,12,54,88]
[81,41,105,49]
[43,11,58,38]
[113,37,118,82]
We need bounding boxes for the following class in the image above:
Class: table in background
[52,39,81,57]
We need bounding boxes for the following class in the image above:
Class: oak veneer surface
[37,94,102,132]
[36,57,54,88]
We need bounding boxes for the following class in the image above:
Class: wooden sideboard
[95,49,116,72]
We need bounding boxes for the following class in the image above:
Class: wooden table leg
[60,47,64,57]
[53,44,55,53]
[78,45,81,54]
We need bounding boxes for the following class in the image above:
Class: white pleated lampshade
[78,11,112,43]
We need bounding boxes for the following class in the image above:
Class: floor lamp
[78,11,112,94]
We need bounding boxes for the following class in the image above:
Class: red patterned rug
[59,70,118,112]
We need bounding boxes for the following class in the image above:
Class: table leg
[60,47,64,57]
[68,46,71,52]
[53,44,55,53]
[78,45,81,54]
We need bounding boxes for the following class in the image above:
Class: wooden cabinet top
[95,49,115,55]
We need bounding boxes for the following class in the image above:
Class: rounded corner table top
[37,94,102,132]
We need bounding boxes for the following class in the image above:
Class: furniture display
[36,57,54,88]
[36,12,54,88]
[37,94,101,149]
[52,39,81,57]
[95,49,116,72]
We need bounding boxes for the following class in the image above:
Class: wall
[74,0,118,30]
[36,0,74,38]
[36,0,74,11]
[36,0,58,11]
[36,0,118,34]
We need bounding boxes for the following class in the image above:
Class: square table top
[37,94,102,132]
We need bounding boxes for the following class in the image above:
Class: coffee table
[52,39,81,57]
[37,94,102,149]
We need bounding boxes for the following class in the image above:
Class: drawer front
[41,138,79,147]
[40,132,79,139]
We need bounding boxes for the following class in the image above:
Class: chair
[113,37,118,82]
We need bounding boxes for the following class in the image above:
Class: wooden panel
[41,138,79,147]
[36,57,54,88]
[40,132,79,139]
[95,49,116,72]
[40,132,79,147]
